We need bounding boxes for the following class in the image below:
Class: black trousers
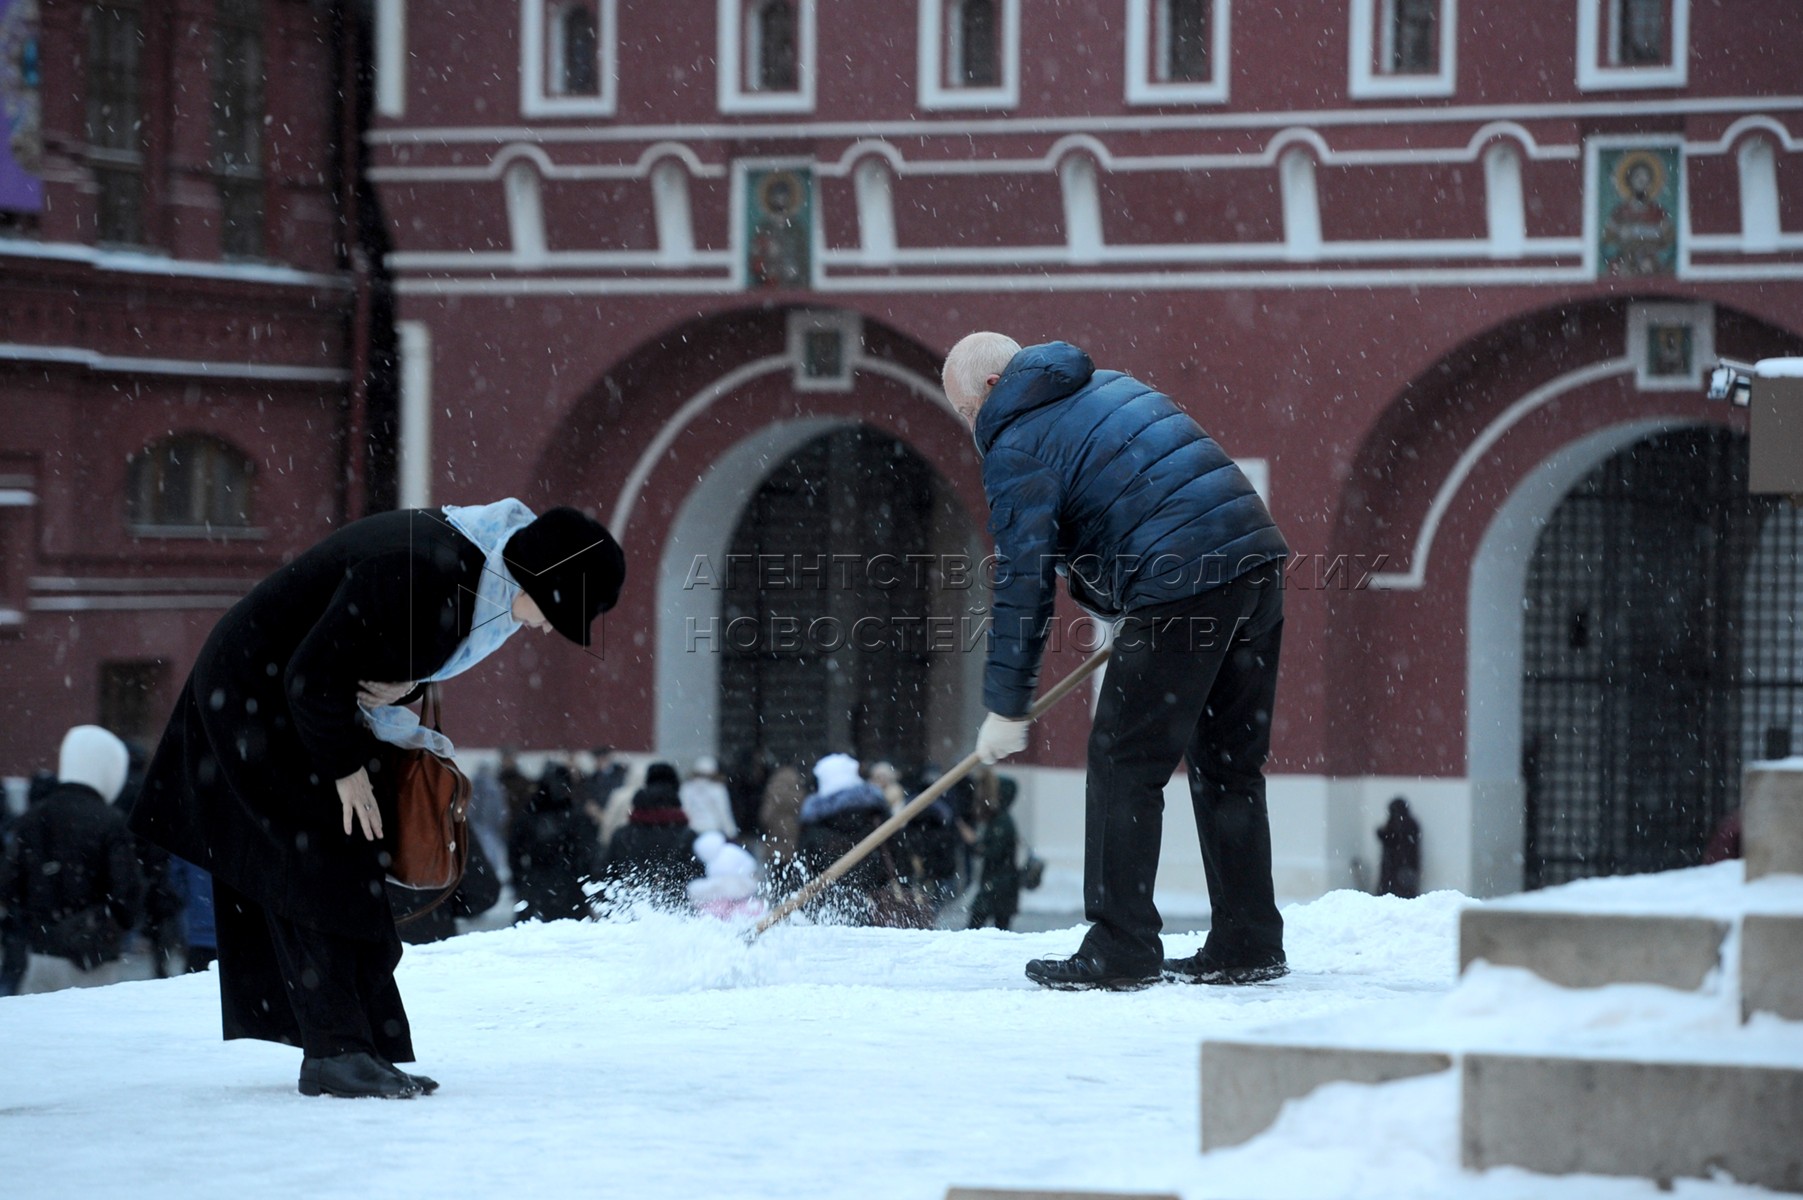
[213,878,413,1063]
[1080,562,1286,971]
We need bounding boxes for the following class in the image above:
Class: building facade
[0,2,373,771]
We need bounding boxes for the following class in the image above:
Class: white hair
[942,331,1022,410]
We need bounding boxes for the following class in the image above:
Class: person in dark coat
[969,776,1023,931]
[0,772,54,997]
[0,726,145,993]
[943,334,1291,991]
[797,754,917,926]
[599,762,703,908]
[1376,797,1423,899]
[508,762,599,922]
[166,856,218,973]
[130,500,624,1098]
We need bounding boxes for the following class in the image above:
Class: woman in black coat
[599,762,703,908]
[131,501,623,1098]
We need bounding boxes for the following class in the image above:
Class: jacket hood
[58,725,130,804]
[974,341,1095,453]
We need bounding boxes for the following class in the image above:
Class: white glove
[975,713,1032,764]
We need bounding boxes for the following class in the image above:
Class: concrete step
[1462,1052,1803,1192]
[1745,764,1803,880]
[1458,909,1728,991]
[945,1191,1179,1200]
[1200,1040,1451,1151]
[1743,912,1803,1022]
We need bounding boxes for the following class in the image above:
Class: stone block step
[945,1191,1179,1200]
[1458,909,1727,991]
[1743,912,1803,1022]
[1462,1052,1803,1192]
[1200,1040,1451,1151]
[1745,765,1803,880]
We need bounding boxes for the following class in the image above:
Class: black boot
[298,1052,422,1099]
[1162,948,1287,985]
[1025,951,1160,992]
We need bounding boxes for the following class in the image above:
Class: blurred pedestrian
[969,776,1023,931]
[496,746,537,824]
[166,856,218,973]
[687,831,766,921]
[508,762,599,923]
[578,745,627,828]
[756,764,807,873]
[1376,797,1422,899]
[0,727,144,993]
[467,758,511,879]
[798,754,914,925]
[601,762,702,908]
[680,755,738,837]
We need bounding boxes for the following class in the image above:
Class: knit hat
[812,752,862,797]
[503,507,626,646]
[58,725,130,804]
[692,755,720,778]
[640,761,681,797]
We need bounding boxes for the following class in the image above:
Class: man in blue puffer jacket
[943,332,1291,991]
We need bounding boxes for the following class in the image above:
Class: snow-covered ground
[0,879,1791,1199]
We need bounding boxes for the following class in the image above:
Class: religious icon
[1646,323,1692,378]
[1596,146,1679,278]
[745,167,812,289]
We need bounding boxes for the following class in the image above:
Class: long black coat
[130,509,485,941]
[0,783,144,968]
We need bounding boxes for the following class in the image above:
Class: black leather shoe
[298,1052,422,1099]
[1025,952,1160,992]
[1162,948,1288,985]
[396,1070,439,1094]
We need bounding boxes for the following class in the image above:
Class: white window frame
[1125,0,1230,106]
[718,0,817,114]
[1348,0,1456,99]
[1627,301,1713,392]
[520,0,618,117]
[1576,0,1689,91]
[918,0,1020,110]
[787,309,861,392]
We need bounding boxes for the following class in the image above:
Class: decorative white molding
[1349,0,1457,99]
[1484,141,1526,258]
[917,0,1020,111]
[1370,358,1633,590]
[717,0,817,115]
[504,162,548,262]
[0,240,348,288]
[397,321,434,510]
[1279,149,1321,261]
[1058,154,1104,263]
[1738,137,1782,252]
[520,0,619,117]
[1626,300,1714,392]
[853,158,897,263]
[0,342,349,383]
[375,0,407,117]
[652,161,697,263]
[1576,0,1689,90]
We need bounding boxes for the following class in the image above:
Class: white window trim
[1124,0,1230,106]
[1576,0,1689,91]
[375,0,406,118]
[1348,0,1457,99]
[1627,301,1713,392]
[520,0,619,117]
[918,0,1020,111]
[786,309,861,392]
[718,0,817,115]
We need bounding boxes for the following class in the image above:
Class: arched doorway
[718,425,978,776]
[1519,427,1803,887]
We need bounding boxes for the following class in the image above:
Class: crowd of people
[0,727,1036,1000]
[471,746,1036,932]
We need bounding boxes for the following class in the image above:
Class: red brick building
[0,2,378,777]
[11,0,1803,901]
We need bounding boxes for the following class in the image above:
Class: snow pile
[0,879,1789,1199]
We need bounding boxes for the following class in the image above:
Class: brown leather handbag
[380,686,473,894]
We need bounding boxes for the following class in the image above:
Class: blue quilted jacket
[975,342,1289,716]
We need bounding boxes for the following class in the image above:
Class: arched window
[126,434,254,531]
[555,3,599,95]
[953,0,999,87]
[749,0,797,92]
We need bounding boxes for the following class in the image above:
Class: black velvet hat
[504,507,626,646]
